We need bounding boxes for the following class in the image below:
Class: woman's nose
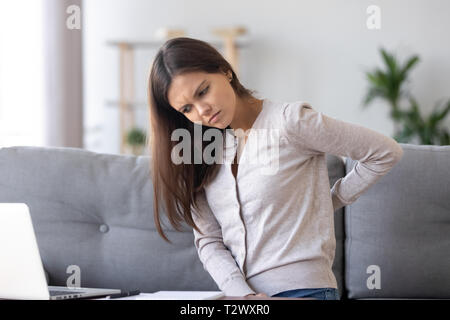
[196,104,213,118]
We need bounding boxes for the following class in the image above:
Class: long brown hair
[147,37,258,243]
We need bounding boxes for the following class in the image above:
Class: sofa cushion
[344,143,450,299]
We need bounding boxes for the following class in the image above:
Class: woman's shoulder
[263,98,316,132]
[264,98,314,118]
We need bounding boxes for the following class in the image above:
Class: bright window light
[0,0,45,147]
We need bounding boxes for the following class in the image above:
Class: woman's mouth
[209,111,221,124]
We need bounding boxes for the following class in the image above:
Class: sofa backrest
[344,143,450,299]
[0,146,347,296]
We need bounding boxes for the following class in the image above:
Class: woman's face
[167,70,236,129]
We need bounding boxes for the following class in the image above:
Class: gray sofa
[0,144,449,300]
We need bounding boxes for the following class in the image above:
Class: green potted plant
[126,127,147,155]
[363,47,450,145]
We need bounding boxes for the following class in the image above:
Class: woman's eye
[183,106,191,113]
[182,86,209,113]
[199,86,209,96]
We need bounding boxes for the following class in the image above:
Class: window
[0,0,45,147]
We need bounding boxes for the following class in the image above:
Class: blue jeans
[271,287,340,300]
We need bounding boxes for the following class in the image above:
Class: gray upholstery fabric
[344,143,450,299]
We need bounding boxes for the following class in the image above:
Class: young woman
[147,37,404,300]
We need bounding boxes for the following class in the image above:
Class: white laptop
[0,203,121,300]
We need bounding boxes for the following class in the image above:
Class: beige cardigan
[191,98,404,297]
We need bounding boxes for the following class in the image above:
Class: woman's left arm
[281,101,404,212]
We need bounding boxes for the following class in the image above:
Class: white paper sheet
[96,291,224,300]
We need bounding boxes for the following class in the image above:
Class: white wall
[83,0,450,154]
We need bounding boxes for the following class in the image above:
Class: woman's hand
[244,292,269,298]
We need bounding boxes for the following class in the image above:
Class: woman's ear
[221,68,232,79]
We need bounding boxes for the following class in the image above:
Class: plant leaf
[380,48,397,77]
[399,56,420,82]
[435,100,450,122]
